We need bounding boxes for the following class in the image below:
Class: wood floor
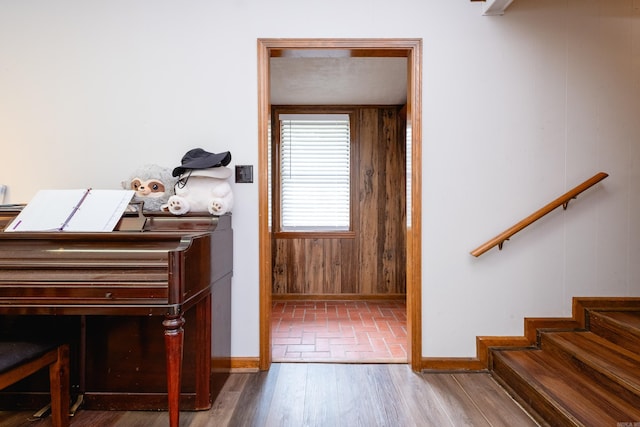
[0,363,539,427]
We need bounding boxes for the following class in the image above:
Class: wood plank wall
[272,106,406,296]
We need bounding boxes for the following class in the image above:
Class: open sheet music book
[5,189,134,232]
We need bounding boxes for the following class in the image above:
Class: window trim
[271,106,356,239]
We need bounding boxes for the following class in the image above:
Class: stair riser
[539,336,640,408]
[491,352,577,427]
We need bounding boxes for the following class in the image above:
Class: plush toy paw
[208,198,230,215]
[167,196,191,216]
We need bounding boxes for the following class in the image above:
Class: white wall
[1,0,638,359]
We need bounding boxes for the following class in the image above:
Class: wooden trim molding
[406,40,423,373]
[420,297,640,371]
[228,357,261,373]
[257,39,272,371]
[258,38,423,372]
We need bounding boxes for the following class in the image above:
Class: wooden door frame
[257,38,422,371]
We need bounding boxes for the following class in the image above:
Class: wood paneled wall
[272,106,406,296]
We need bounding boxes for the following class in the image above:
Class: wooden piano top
[0,208,232,316]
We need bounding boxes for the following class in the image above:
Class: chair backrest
[0,342,70,427]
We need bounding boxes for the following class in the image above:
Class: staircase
[490,308,640,426]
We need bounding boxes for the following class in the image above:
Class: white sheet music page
[5,189,134,232]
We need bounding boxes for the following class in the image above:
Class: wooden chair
[0,342,70,427]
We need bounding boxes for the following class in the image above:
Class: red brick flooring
[271,300,407,363]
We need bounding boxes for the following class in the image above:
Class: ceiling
[267,0,517,105]
[270,57,408,105]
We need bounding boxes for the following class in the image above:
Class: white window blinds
[279,114,350,231]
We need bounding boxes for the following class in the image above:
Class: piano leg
[163,313,185,427]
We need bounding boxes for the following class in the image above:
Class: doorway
[257,38,422,371]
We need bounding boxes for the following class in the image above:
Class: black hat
[172,148,232,176]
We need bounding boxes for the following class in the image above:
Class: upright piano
[0,209,233,427]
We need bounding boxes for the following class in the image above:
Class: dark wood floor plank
[336,364,405,426]
[116,410,169,427]
[302,364,340,427]
[424,373,492,426]
[227,364,281,427]
[334,363,382,426]
[190,373,251,427]
[264,363,307,426]
[452,373,539,427]
[0,410,46,427]
[0,411,29,427]
[387,364,457,426]
[360,365,417,426]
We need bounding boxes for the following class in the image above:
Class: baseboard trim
[421,336,531,371]
[420,296,640,372]
[422,357,485,371]
[229,357,260,372]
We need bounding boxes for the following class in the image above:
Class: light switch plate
[235,165,253,183]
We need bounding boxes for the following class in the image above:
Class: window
[276,113,352,233]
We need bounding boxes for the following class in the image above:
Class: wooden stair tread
[588,310,640,354]
[592,310,640,333]
[492,348,640,425]
[542,331,640,395]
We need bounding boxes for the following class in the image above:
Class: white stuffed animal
[165,167,234,215]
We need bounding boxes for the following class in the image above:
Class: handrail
[470,172,609,257]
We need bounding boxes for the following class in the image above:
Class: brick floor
[271,300,407,363]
